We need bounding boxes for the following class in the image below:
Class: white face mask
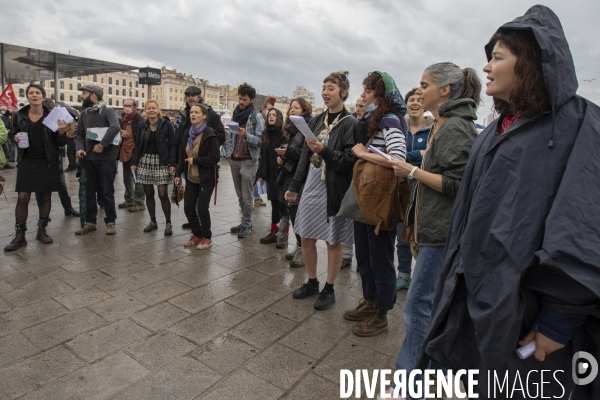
[365,102,378,113]
[123,106,134,115]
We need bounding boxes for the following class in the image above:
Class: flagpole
[1,43,5,91]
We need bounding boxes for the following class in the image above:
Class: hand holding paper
[226,121,240,136]
[367,145,392,160]
[43,107,74,132]
[289,115,318,141]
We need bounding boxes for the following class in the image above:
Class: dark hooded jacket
[289,108,357,217]
[13,105,67,166]
[176,126,220,185]
[422,6,600,399]
[131,117,177,167]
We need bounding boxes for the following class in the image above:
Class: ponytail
[425,62,482,108]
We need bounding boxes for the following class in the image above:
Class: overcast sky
[2,0,599,118]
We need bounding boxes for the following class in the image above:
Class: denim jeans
[395,245,446,400]
[85,159,117,226]
[396,222,413,279]
[354,221,397,311]
[230,159,257,227]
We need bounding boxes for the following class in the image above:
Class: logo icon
[572,351,598,386]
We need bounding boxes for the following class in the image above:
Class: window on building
[108,87,112,94]
[93,75,97,83]
[142,85,145,89]
[77,76,81,80]
[142,93,144,98]
[60,93,64,100]
[108,77,112,84]
[170,96,172,100]
[70,95,73,101]
[50,81,55,88]
[40,80,45,87]
[69,83,73,90]
[135,82,138,88]
[129,82,132,88]
[129,90,132,97]
[109,98,112,105]
[116,100,119,106]
[101,78,104,84]
[141,102,144,108]
[122,79,126,86]
[136,90,139,97]
[77,83,81,89]
[78,95,82,102]
[60,81,64,89]
[116,89,119,96]
[19,88,25,97]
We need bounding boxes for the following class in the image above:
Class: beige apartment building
[292,85,315,108]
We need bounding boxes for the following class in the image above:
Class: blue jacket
[224,109,264,162]
[404,115,434,168]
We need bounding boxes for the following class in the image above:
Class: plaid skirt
[137,153,173,185]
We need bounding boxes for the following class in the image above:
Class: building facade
[292,85,315,108]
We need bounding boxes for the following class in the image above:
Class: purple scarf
[188,122,206,150]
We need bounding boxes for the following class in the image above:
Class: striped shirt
[370,125,407,161]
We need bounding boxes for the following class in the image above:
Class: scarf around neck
[89,101,106,115]
[232,103,254,127]
[122,110,138,129]
[188,122,206,150]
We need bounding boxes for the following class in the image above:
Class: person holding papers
[131,100,177,236]
[74,85,121,236]
[4,84,67,251]
[285,71,357,310]
[343,71,407,337]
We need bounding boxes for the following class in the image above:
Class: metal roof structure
[1,42,140,100]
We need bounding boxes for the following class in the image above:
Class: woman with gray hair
[380,62,481,399]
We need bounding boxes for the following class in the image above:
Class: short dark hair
[189,102,208,116]
[123,98,138,107]
[404,88,418,104]
[26,83,46,99]
[238,83,256,99]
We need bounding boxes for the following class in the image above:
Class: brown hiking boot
[36,228,53,244]
[4,231,27,251]
[118,201,135,209]
[75,224,97,235]
[259,228,278,244]
[343,298,376,321]
[352,309,388,337]
[106,224,117,235]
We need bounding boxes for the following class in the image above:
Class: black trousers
[185,180,215,239]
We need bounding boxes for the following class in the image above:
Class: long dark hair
[489,29,551,117]
[262,108,283,148]
[362,72,396,137]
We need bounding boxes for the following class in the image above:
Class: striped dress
[294,136,354,245]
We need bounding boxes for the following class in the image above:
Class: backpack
[353,159,411,235]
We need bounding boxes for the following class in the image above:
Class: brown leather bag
[353,159,411,235]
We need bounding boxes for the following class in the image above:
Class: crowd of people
[0,5,598,399]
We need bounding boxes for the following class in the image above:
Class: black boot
[61,197,80,217]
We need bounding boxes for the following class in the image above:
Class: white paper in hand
[289,115,318,141]
[226,120,240,135]
[367,145,392,160]
[43,107,74,132]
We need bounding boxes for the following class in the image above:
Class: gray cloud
[2,0,599,117]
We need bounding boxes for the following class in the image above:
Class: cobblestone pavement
[0,160,413,400]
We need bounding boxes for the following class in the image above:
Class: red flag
[0,84,19,111]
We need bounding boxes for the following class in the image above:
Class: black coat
[176,126,220,185]
[257,126,285,200]
[13,105,66,166]
[289,108,357,217]
[423,6,600,399]
[132,117,177,167]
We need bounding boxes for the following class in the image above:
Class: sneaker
[254,198,266,206]
[314,290,336,310]
[196,238,213,250]
[75,224,97,235]
[106,224,117,235]
[343,298,376,321]
[231,224,252,234]
[377,388,404,400]
[118,201,135,209]
[237,225,252,239]
[129,204,145,212]
[289,248,305,268]
[341,257,352,269]
[164,223,173,236]
[259,228,278,244]
[396,276,410,290]
[143,221,158,232]
[184,235,201,247]
[292,282,320,299]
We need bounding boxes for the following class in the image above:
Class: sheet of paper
[132,171,138,184]
[226,120,240,135]
[86,127,121,146]
[289,115,318,141]
[368,145,392,160]
[42,106,74,131]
